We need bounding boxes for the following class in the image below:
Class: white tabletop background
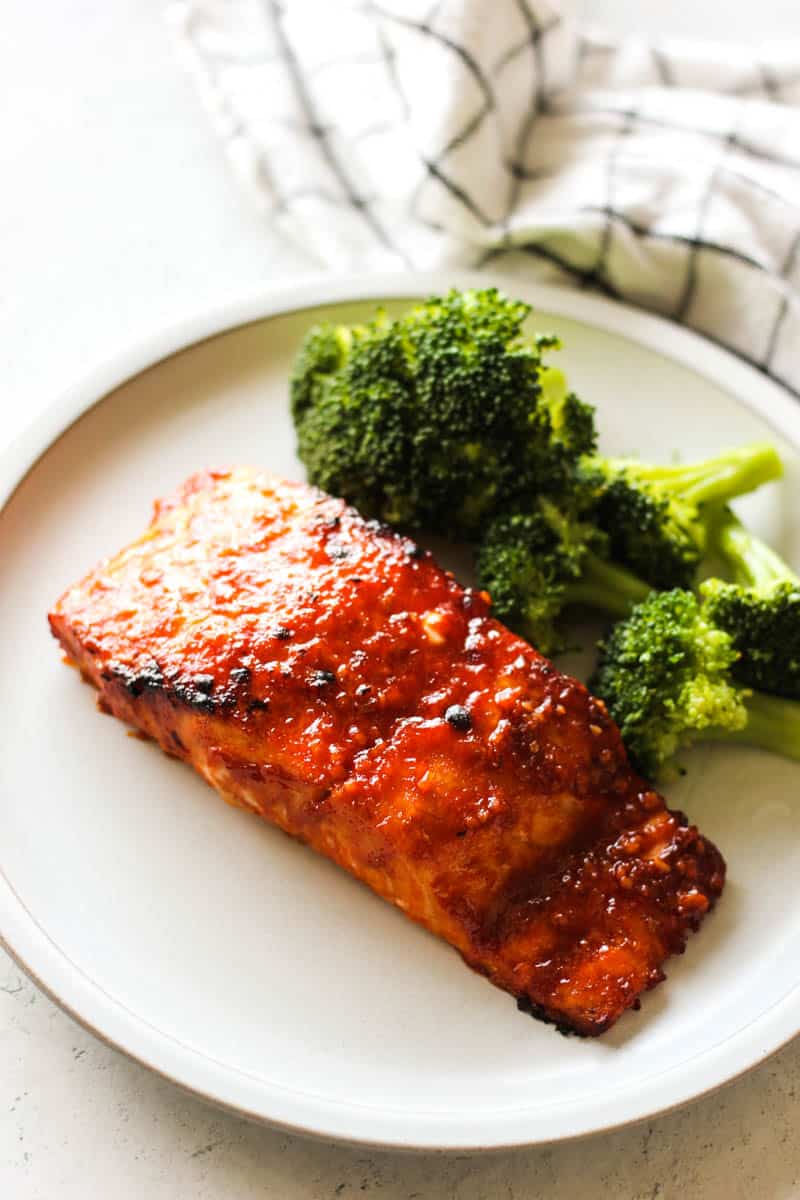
[3,2,800,1196]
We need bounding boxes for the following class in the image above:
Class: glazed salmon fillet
[49,469,725,1036]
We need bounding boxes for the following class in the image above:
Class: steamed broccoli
[290,288,596,537]
[591,588,800,779]
[701,507,800,699]
[580,444,783,589]
[476,502,651,655]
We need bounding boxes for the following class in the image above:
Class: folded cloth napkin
[169,0,800,393]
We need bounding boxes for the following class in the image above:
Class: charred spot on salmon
[247,697,269,712]
[445,704,472,732]
[272,625,292,641]
[131,666,164,695]
[355,683,371,698]
[326,539,350,560]
[104,660,165,697]
[364,517,394,539]
[175,685,215,712]
[311,669,337,689]
[229,667,251,686]
[516,995,583,1038]
[194,674,215,695]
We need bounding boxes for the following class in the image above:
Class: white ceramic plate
[1,273,799,1152]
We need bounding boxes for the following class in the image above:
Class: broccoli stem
[603,443,783,505]
[703,690,800,761]
[564,552,652,617]
[683,443,783,505]
[715,507,799,589]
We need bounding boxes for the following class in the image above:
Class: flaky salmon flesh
[49,469,725,1036]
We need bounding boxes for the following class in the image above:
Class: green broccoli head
[581,444,783,590]
[290,288,596,537]
[536,365,596,462]
[583,463,703,589]
[290,316,420,525]
[289,323,352,422]
[591,589,748,778]
[700,508,800,699]
[701,579,800,699]
[477,499,652,656]
[476,502,595,656]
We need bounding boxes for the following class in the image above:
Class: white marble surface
[3,2,800,1197]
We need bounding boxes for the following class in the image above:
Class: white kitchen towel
[169,0,800,394]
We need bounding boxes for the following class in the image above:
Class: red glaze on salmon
[49,469,725,1035]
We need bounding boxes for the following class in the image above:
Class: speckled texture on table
[4,1,800,1196]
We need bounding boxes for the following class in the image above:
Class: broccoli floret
[290,315,419,525]
[537,363,598,467]
[591,588,800,779]
[477,502,651,656]
[290,323,353,422]
[290,288,596,537]
[701,507,800,699]
[581,444,783,589]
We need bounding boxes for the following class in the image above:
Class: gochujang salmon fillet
[49,469,725,1036]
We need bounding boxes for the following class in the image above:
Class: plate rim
[2,270,799,1152]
